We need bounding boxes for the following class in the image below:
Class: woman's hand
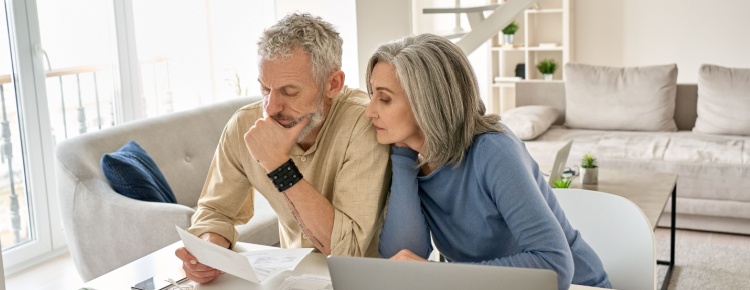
[389,249,428,262]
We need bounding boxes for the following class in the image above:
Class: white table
[81,241,605,290]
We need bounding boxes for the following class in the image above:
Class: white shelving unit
[488,0,573,113]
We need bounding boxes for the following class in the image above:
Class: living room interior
[1,0,750,289]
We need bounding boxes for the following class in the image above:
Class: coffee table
[78,241,607,290]
[567,168,677,290]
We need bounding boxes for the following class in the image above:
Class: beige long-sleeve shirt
[188,87,391,257]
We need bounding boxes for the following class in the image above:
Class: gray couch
[514,81,750,236]
[55,96,280,281]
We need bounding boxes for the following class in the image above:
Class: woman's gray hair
[258,13,343,86]
[366,33,503,168]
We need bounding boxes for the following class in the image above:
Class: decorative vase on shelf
[503,34,514,46]
[543,74,553,81]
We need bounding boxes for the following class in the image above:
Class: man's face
[259,47,326,143]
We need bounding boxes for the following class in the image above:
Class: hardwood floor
[5,228,750,290]
[5,251,83,290]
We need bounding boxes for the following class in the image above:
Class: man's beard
[263,91,325,143]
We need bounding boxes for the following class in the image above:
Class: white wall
[411,0,493,107]
[274,0,360,88]
[355,0,413,89]
[574,0,750,83]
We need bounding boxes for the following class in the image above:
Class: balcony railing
[0,57,171,250]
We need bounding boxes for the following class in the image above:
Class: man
[174,13,390,283]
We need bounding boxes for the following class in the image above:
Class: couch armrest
[57,163,195,281]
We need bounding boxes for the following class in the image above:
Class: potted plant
[501,21,518,46]
[581,153,598,185]
[553,177,572,188]
[536,59,557,80]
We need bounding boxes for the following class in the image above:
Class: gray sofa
[55,96,280,281]
[514,81,750,236]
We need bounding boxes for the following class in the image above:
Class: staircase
[422,0,537,55]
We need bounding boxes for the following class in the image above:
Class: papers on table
[240,248,313,281]
[175,226,313,283]
[279,274,333,290]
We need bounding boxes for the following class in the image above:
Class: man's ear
[324,70,345,99]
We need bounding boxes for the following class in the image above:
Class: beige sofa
[512,80,750,236]
[55,97,280,281]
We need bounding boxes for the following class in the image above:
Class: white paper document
[175,226,313,283]
[240,248,313,281]
[278,274,333,290]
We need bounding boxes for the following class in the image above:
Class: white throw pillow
[564,63,678,132]
[693,64,750,136]
[502,105,560,140]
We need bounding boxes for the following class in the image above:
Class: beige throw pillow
[502,105,560,140]
[564,63,678,132]
[693,64,750,136]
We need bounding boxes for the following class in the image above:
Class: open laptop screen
[327,256,557,290]
[547,140,573,187]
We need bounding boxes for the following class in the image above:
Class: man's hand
[244,116,310,172]
[389,249,428,262]
[174,232,230,283]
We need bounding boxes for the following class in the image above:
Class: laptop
[327,256,557,290]
[547,140,573,187]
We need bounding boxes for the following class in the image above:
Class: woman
[365,33,611,290]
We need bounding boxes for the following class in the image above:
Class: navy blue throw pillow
[101,140,177,203]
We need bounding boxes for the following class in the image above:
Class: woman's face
[365,62,423,149]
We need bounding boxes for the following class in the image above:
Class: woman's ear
[325,70,345,99]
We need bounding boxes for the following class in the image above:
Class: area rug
[655,238,750,289]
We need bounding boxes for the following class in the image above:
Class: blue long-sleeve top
[378,129,611,290]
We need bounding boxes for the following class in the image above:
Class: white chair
[553,188,656,290]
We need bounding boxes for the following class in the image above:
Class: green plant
[581,153,598,168]
[553,177,572,188]
[502,21,518,35]
[536,59,557,75]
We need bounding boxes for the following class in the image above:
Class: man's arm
[279,180,334,254]
[246,114,390,256]
[189,113,257,247]
[177,112,258,284]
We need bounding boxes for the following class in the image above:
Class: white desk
[81,241,604,290]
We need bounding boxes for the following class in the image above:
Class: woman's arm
[378,146,433,259]
[471,136,574,289]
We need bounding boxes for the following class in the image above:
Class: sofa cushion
[502,105,560,140]
[694,64,750,136]
[101,140,177,203]
[564,63,678,132]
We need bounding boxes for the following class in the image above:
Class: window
[2,0,275,273]
[131,0,275,117]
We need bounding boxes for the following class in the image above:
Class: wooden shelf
[527,46,564,51]
[526,8,563,14]
[486,0,572,114]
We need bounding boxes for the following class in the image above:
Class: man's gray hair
[258,13,343,86]
[366,33,503,168]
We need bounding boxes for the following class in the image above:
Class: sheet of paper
[278,274,333,290]
[240,248,314,281]
[176,226,260,283]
